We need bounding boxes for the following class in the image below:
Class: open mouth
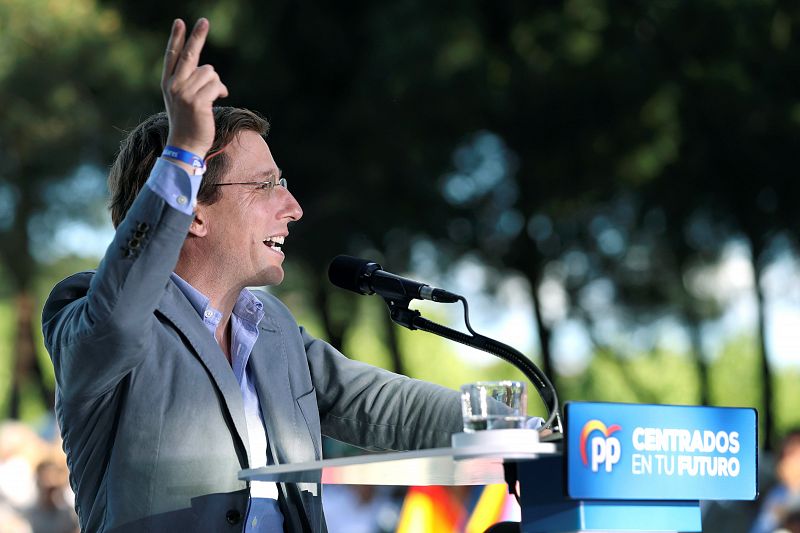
[263,236,285,251]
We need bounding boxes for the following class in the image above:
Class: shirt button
[177,195,188,205]
[204,310,213,319]
[252,517,258,527]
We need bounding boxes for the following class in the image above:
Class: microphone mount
[327,254,562,431]
[382,295,563,433]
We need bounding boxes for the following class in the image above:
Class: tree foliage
[1,0,799,455]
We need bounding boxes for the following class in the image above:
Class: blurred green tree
[4,0,797,456]
[0,0,156,417]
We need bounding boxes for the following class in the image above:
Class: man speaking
[42,18,462,532]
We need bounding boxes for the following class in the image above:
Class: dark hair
[108,107,270,227]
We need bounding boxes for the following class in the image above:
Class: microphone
[328,255,460,303]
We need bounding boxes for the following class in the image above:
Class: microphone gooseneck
[327,255,562,432]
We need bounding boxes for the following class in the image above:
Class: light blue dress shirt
[147,158,284,531]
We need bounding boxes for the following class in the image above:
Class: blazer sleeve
[42,163,194,401]
[301,327,463,451]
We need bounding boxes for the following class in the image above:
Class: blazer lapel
[248,316,294,464]
[250,317,323,465]
[155,280,251,468]
[249,316,319,529]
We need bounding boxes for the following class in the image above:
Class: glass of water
[460,381,527,432]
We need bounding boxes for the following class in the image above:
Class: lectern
[241,402,758,532]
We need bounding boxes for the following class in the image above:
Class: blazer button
[137,222,149,232]
[129,238,140,249]
[225,509,242,525]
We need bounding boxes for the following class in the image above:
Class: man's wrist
[161,145,207,176]
[163,136,209,157]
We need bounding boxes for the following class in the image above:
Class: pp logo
[580,420,622,473]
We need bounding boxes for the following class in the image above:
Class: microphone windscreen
[328,255,374,293]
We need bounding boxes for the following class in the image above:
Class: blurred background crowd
[4,0,800,531]
[0,421,77,533]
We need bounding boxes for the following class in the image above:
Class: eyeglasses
[212,177,288,191]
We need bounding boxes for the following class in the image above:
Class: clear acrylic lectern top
[239,429,558,486]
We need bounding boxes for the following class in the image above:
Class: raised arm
[161,18,227,172]
[43,19,226,400]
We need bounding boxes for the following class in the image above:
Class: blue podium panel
[519,455,702,532]
[526,501,702,533]
[565,402,758,501]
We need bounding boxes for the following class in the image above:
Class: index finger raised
[161,19,186,86]
[172,18,210,82]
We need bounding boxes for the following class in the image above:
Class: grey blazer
[42,185,462,532]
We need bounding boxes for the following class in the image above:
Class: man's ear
[189,206,209,237]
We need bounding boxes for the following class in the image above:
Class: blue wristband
[162,145,207,176]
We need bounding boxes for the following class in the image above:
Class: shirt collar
[234,286,265,326]
[170,273,265,328]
